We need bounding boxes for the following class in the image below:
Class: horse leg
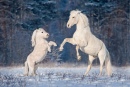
[49,41,57,47]
[24,61,29,76]
[47,45,51,52]
[84,55,95,76]
[59,38,75,51]
[48,41,57,52]
[28,62,36,76]
[34,63,38,75]
[76,45,81,60]
[98,51,106,76]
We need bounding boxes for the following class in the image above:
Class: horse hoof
[54,43,57,46]
[35,73,38,76]
[81,75,86,80]
[84,73,89,77]
[24,74,28,76]
[77,56,81,61]
[30,73,37,76]
[31,74,36,76]
[59,47,63,51]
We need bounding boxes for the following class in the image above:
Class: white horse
[59,10,112,76]
[24,28,57,76]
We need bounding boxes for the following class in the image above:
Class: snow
[0,66,130,87]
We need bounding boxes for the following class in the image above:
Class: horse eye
[72,17,75,18]
[41,32,43,33]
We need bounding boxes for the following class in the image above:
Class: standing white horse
[24,28,57,76]
[59,10,112,76]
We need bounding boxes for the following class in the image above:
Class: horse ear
[38,28,42,30]
[31,29,38,47]
[78,11,81,14]
[75,9,81,14]
[77,10,81,14]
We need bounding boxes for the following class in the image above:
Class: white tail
[105,51,112,76]
[24,61,29,76]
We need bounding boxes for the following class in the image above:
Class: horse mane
[78,11,89,28]
[31,29,38,47]
[70,10,81,15]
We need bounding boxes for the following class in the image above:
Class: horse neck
[76,20,91,33]
[35,37,46,44]
[76,14,91,33]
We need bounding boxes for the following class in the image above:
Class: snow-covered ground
[0,66,130,87]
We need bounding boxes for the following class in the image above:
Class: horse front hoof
[59,47,63,51]
[77,56,81,61]
[54,43,57,46]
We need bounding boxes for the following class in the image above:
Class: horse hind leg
[34,63,38,75]
[84,55,95,76]
[98,50,106,76]
[28,61,36,76]
[24,61,29,76]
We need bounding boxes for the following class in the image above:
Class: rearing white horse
[59,10,112,76]
[24,28,57,76]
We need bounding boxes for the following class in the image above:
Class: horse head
[31,28,49,47]
[67,10,81,28]
[67,10,89,29]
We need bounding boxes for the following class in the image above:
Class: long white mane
[31,29,37,47]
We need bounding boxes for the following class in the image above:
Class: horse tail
[24,61,29,76]
[105,51,112,76]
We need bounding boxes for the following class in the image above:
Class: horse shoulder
[73,30,90,46]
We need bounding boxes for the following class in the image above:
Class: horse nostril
[67,24,69,27]
[47,34,49,36]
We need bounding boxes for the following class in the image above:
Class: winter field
[0,66,130,87]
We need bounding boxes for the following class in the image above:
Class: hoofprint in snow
[0,66,130,87]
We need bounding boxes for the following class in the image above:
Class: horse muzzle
[46,33,49,38]
[67,23,71,28]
